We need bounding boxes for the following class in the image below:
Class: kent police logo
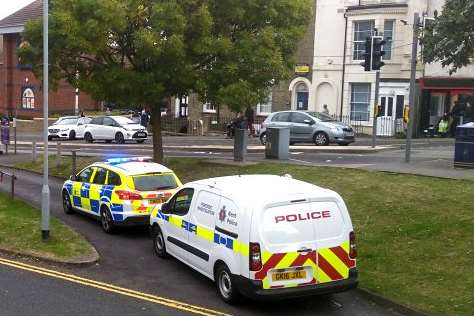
[219,206,226,222]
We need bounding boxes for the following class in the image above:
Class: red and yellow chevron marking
[255,241,355,290]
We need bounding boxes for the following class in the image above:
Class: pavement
[0,167,402,316]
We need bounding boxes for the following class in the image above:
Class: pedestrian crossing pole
[41,0,50,241]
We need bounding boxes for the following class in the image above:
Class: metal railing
[0,170,17,199]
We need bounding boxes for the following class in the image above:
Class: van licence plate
[271,271,307,282]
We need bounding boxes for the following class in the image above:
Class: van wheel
[215,264,240,304]
[152,225,169,258]
[100,206,115,234]
[62,190,74,214]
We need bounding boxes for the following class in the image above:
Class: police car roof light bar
[106,156,153,165]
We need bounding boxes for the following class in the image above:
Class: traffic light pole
[41,0,50,241]
[405,13,420,163]
[372,70,380,148]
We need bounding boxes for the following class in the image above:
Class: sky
[0,0,35,21]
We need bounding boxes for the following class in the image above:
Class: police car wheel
[216,264,240,304]
[100,207,115,234]
[62,191,74,214]
[152,225,168,258]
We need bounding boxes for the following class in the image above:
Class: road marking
[289,158,313,164]
[0,257,230,316]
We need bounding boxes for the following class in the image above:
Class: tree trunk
[151,106,164,163]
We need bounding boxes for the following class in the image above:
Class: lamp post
[41,0,50,240]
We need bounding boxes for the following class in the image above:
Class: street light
[41,0,50,240]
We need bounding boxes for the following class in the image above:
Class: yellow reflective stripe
[316,266,332,283]
[262,251,273,264]
[318,248,349,279]
[168,216,183,228]
[81,197,91,211]
[236,242,249,257]
[89,185,101,200]
[197,226,214,242]
[274,252,299,270]
[341,241,350,253]
[262,278,270,289]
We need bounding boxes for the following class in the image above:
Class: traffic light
[360,37,372,72]
[372,37,386,71]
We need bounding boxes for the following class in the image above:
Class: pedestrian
[449,100,464,137]
[245,106,255,136]
[140,108,149,128]
[79,111,85,117]
[464,98,473,124]
[322,104,330,115]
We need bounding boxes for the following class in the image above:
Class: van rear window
[133,174,178,191]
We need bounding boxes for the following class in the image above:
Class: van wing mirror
[161,202,171,214]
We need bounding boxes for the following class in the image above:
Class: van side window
[169,188,194,216]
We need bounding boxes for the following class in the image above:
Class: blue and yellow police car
[62,157,182,233]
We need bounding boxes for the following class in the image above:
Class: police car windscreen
[133,174,177,191]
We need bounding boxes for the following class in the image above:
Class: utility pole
[41,0,50,241]
[405,13,420,163]
[372,70,380,148]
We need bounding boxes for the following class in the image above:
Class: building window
[383,20,394,60]
[294,83,309,111]
[203,102,217,113]
[257,92,272,115]
[350,83,371,121]
[353,20,375,61]
[22,87,35,109]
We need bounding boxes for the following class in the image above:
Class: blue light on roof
[106,156,152,165]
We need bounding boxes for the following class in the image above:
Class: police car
[150,175,358,303]
[62,157,182,233]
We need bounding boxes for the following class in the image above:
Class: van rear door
[255,199,350,289]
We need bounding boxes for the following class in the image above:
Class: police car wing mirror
[161,202,171,214]
[69,174,77,181]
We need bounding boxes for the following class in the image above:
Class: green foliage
[423,0,474,73]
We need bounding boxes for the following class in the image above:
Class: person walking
[245,106,255,136]
[140,108,149,128]
[322,104,330,115]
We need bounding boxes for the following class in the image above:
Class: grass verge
[0,191,96,262]
[14,156,474,316]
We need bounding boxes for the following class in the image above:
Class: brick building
[0,0,99,119]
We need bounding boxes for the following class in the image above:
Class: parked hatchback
[259,111,355,146]
[48,116,92,141]
[83,116,148,144]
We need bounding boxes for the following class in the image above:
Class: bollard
[11,172,15,200]
[32,140,37,162]
[56,141,62,168]
[234,128,248,162]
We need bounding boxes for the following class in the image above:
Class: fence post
[56,141,62,168]
[71,149,77,176]
[11,172,15,200]
[32,140,37,162]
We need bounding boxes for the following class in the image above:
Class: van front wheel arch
[214,262,241,304]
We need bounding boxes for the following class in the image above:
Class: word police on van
[150,175,358,303]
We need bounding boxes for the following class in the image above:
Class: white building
[308,0,474,135]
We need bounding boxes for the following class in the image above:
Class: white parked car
[83,116,148,144]
[150,175,358,303]
[48,116,92,141]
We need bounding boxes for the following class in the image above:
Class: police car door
[71,167,94,213]
[89,167,107,215]
[187,189,220,274]
[163,188,195,262]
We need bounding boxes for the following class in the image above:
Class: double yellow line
[0,257,230,316]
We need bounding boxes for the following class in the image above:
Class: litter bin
[1,117,10,151]
[454,122,474,168]
[234,128,248,162]
[265,127,290,160]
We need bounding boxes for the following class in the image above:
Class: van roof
[190,175,335,204]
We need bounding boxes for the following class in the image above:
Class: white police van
[150,175,358,303]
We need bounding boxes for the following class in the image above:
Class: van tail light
[249,242,263,271]
[115,190,142,200]
[349,231,357,259]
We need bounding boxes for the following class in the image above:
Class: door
[162,188,195,261]
[296,92,309,111]
[268,112,291,129]
[102,117,117,140]
[88,117,103,139]
[289,112,314,141]
[76,117,90,138]
[187,190,220,273]
[72,167,94,212]
[89,167,107,215]
[377,96,396,136]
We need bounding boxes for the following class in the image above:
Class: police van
[150,175,358,303]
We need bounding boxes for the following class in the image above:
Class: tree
[19,0,312,161]
[422,0,474,74]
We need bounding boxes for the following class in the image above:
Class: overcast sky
[0,0,35,21]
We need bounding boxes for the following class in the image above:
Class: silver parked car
[259,111,355,146]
